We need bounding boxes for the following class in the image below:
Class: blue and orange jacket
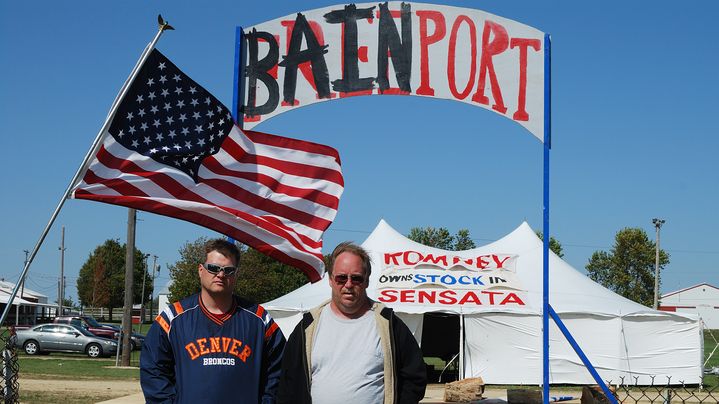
[140,294,285,403]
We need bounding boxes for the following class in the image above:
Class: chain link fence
[609,376,719,403]
[0,328,19,404]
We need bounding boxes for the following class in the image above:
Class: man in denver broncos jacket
[141,239,285,403]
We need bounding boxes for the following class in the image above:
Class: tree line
[75,225,667,314]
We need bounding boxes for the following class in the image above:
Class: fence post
[1,329,18,403]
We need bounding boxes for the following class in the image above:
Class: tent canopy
[265,220,701,385]
[267,219,694,320]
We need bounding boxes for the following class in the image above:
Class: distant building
[0,280,58,326]
[156,279,172,320]
[660,283,719,329]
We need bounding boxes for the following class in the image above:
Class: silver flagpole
[0,16,174,326]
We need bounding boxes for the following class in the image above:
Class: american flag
[71,49,343,282]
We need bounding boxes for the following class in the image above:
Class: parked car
[97,322,146,351]
[55,315,145,350]
[14,324,118,358]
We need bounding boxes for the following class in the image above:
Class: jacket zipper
[302,315,312,397]
[388,310,398,403]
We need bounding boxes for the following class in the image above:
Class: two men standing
[141,239,426,403]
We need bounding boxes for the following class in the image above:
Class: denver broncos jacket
[140,294,285,403]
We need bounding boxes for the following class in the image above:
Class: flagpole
[0,16,174,327]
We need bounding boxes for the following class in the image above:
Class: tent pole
[232,26,246,128]
[542,33,552,404]
[459,314,464,380]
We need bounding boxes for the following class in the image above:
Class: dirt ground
[16,379,596,404]
[18,377,142,403]
[16,380,512,403]
[20,377,141,395]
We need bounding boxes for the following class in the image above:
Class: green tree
[585,227,669,307]
[76,239,151,318]
[535,231,565,258]
[235,248,308,303]
[90,259,110,309]
[55,297,77,313]
[167,238,206,302]
[407,227,476,251]
[453,229,476,250]
[167,238,308,304]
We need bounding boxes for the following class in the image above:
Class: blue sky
[1,1,717,305]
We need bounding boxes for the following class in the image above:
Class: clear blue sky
[1,1,717,305]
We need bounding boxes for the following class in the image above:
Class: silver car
[15,323,118,358]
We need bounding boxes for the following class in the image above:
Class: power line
[328,226,719,255]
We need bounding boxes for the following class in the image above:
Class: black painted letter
[325,4,375,93]
[377,2,412,93]
[244,29,280,116]
[279,13,331,104]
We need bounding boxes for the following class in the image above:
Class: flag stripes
[70,49,342,281]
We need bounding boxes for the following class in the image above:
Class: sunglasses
[203,263,238,276]
[332,274,365,285]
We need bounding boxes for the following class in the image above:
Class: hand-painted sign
[375,250,529,308]
[237,2,545,141]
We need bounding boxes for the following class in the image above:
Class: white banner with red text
[374,250,531,311]
[238,2,545,141]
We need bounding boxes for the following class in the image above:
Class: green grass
[18,355,140,380]
[704,330,719,388]
[20,390,123,404]
[705,330,719,368]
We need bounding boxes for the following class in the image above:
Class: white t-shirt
[310,306,384,404]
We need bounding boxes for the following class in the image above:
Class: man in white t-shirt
[277,242,427,404]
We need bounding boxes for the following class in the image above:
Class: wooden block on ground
[444,377,485,402]
[507,389,542,404]
[580,385,615,404]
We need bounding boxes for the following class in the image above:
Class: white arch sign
[236,2,546,141]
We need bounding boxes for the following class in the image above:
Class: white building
[0,280,58,325]
[156,280,172,319]
[660,283,719,329]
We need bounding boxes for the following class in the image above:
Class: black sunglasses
[332,274,365,285]
[203,263,238,276]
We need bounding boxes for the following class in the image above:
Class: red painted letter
[509,38,541,121]
[416,11,446,96]
[378,289,398,303]
[500,292,525,305]
[447,15,477,100]
[472,20,508,113]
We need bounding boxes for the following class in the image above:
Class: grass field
[18,356,140,380]
[703,329,719,388]
[17,355,141,403]
[20,390,123,404]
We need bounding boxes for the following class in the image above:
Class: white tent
[265,220,702,385]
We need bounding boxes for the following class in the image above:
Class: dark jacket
[140,294,285,403]
[276,300,427,404]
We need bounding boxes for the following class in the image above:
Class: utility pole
[652,218,665,310]
[121,209,136,366]
[149,255,158,321]
[58,226,66,316]
[21,250,28,299]
[16,251,29,325]
[139,253,151,333]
